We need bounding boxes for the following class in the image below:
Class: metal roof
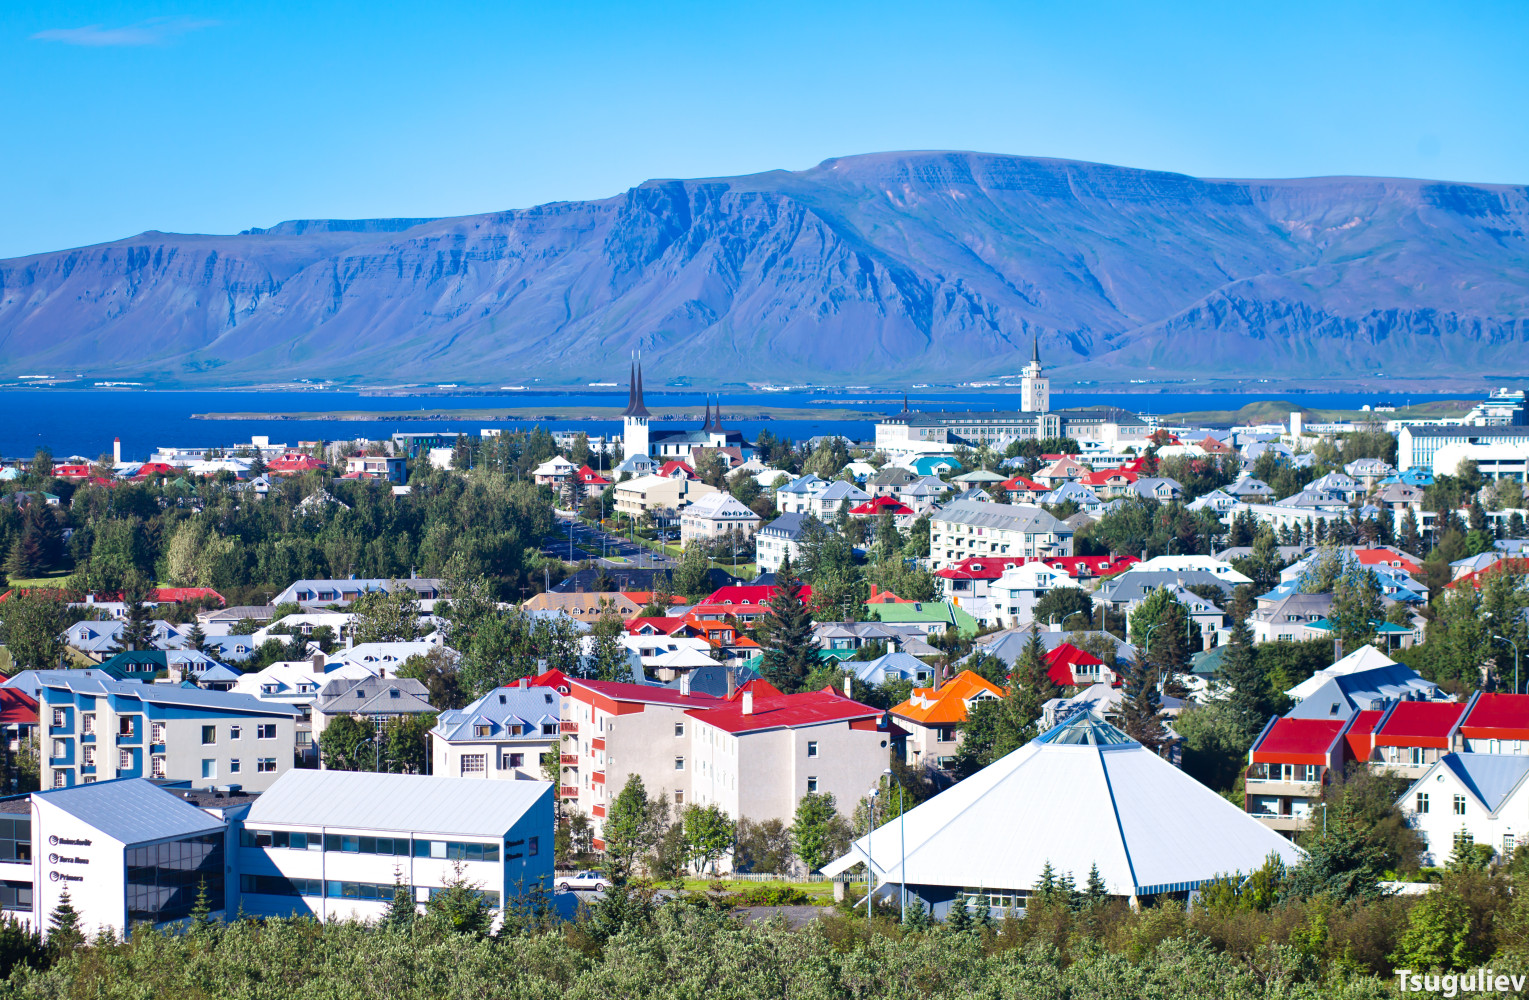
[35,778,225,845]
[1439,753,1529,814]
[932,499,1068,534]
[245,770,551,837]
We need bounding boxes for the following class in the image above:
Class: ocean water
[0,388,1461,461]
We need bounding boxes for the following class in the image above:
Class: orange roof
[891,670,1006,726]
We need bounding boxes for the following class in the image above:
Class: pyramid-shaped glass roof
[1034,712,1137,746]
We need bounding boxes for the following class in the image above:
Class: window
[230,759,241,773]
[673,790,684,804]
[230,726,242,740]
[201,759,216,779]
[1410,747,1425,766]
[1416,793,1429,814]
[119,717,134,737]
[52,771,66,789]
[505,752,524,769]
[674,757,685,771]
[1454,794,1467,815]
[201,725,216,745]
[528,836,539,857]
[937,725,957,742]
[474,725,492,737]
[410,840,500,862]
[257,724,277,740]
[81,714,95,735]
[51,709,65,728]
[1506,834,1517,855]
[807,776,818,792]
[118,750,132,770]
[151,756,166,779]
[150,722,166,744]
[674,723,685,737]
[257,758,277,773]
[542,723,559,736]
[461,754,486,775]
[51,740,66,759]
[296,731,312,746]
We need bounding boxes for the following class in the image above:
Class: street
[539,517,678,569]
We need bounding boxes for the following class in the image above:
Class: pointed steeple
[712,395,724,432]
[902,392,909,413]
[1032,337,1041,365]
[623,353,650,418]
[701,397,712,429]
[625,359,637,413]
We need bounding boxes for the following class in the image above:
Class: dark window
[125,832,225,925]
[0,881,30,911]
[0,818,32,863]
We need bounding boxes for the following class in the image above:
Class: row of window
[201,758,278,779]
[240,829,528,861]
[240,874,501,907]
[202,724,279,744]
[1415,793,1469,815]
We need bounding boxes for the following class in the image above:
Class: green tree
[585,599,632,681]
[424,860,493,936]
[0,595,66,670]
[1218,616,1274,746]
[1328,563,1383,656]
[733,818,794,874]
[380,714,435,774]
[1031,587,1096,630]
[349,584,422,643]
[680,803,735,876]
[384,869,417,927]
[671,542,712,601]
[1119,654,1170,754]
[604,775,656,882]
[396,648,467,711]
[955,626,1054,776]
[114,596,155,652]
[47,889,83,959]
[319,714,375,771]
[757,555,817,693]
[182,622,208,654]
[792,792,852,873]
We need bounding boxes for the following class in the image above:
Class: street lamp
[1056,610,1088,632]
[1144,621,1167,692]
[1494,634,1522,694]
[866,783,881,922]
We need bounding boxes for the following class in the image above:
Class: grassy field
[193,404,885,423]
[1150,398,1474,424]
[678,878,838,901]
[5,570,72,590]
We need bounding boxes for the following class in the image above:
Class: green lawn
[679,878,837,901]
[6,570,72,589]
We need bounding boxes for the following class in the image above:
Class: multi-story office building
[36,670,300,792]
[431,685,562,780]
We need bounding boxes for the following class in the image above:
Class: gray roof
[432,686,561,742]
[851,651,935,686]
[1226,477,1274,497]
[1286,669,1445,721]
[1401,425,1529,439]
[1441,753,1529,814]
[972,628,1138,667]
[1252,592,1335,622]
[245,769,551,838]
[870,467,916,486]
[317,676,434,716]
[36,778,225,845]
[932,499,1069,534]
[1097,570,1235,604]
[662,664,760,698]
[817,480,870,502]
[759,512,813,540]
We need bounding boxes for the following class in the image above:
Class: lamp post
[1143,621,1167,690]
[1493,634,1522,694]
[866,785,880,922]
[1057,610,1088,632]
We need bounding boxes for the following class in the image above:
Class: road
[539,517,678,569]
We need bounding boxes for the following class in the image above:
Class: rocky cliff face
[1,151,1525,384]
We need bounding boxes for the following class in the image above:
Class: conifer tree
[1218,615,1273,747]
[903,893,931,931]
[47,890,83,959]
[943,894,972,933]
[971,891,994,932]
[1085,863,1107,904]
[758,555,816,692]
[1120,653,1171,754]
[183,622,208,654]
[385,869,417,927]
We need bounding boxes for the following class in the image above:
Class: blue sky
[2,0,1525,259]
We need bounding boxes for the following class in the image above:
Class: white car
[557,870,609,892]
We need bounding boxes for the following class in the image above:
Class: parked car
[557,870,609,892]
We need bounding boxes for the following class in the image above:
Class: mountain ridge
[1,150,1526,385]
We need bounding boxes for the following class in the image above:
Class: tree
[757,555,817,693]
[424,860,493,936]
[384,869,417,928]
[671,542,712,601]
[1030,587,1096,630]
[1128,586,1191,682]
[792,792,852,873]
[734,818,794,874]
[585,599,632,681]
[397,648,467,711]
[349,584,422,643]
[1218,616,1274,746]
[1328,563,1383,656]
[319,714,375,771]
[182,622,208,654]
[380,714,435,774]
[47,889,83,958]
[114,596,155,653]
[954,627,1054,776]
[0,595,66,669]
[604,775,656,882]
[680,803,735,875]
[1119,654,1170,754]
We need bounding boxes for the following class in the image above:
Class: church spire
[1032,336,1041,365]
[623,353,650,418]
[701,397,712,429]
[711,395,724,432]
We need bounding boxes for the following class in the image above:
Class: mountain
[1,151,1526,386]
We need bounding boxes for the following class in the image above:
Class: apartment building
[1244,717,1347,835]
[927,500,1073,572]
[431,685,562,780]
[36,670,301,792]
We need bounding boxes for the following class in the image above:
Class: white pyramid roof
[1286,645,1395,700]
[823,715,1303,896]
[653,647,721,669]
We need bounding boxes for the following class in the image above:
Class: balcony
[115,731,140,746]
[592,805,606,819]
[559,786,579,798]
[1248,811,1310,833]
[1244,777,1321,798]
[592,771,606,785]
[560,754,579,766]
[591,738,605,752]
[560,721,578,734]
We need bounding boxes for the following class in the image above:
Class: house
[271,578,447,609]
[574,465,611,487]
[679,492,762,549]
[1044,643,1113,688]
[312,676,434,747]
[1244,717,1348,835]
[1352,700,1467,780]
[531,456,577,486]
[1095,570,1234,614]
[0,688,37,752]
[342,455,407,484]
[988,563,1084,629]
[1227,476,1276,501]
[1396,754,1529,865]
[847,495,917,526]
[64,619,186,660]
[1033,455,1089,487]
[812,621,939,657]
[267,452,327,474]
[1249,593,1335,643]
[1078,468,1139,498]
[431,684,563,781]
[890,670,1006,770]
[614,453,657,477]
[822,713,1304,914]
[868,466,917,497]
[1454,693,1529,753]
[249,613,358,646]
[848,651,936,687]
[755,513,813,574]
[898,476,948,513]
[613,474,717,520]
[521,591,642,625]
[927,500,1074,573]
[1130,477,1185,502]
[232,656,355,763]
[36,669,301,790]
[658,460,698,480]
[865,601,981,637]
[801,480,871,519]
[1283,646,1447,721]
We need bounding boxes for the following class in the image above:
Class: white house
[1397,753,1529,865]
[989,563,1084,629]
[679,492,762,548]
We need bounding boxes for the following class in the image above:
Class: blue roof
[909,456,958,476]
[1035,712,1137,746]
[1442,753,1529,814]
[850,651,934,686]
[37,673,300,716]
[432,686,562,741]
[1286,668,1442,721]
[35,778,226,845]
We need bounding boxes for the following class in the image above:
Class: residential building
[890,670,1005,769]
[238,770,552,925]
[431,685,562,780]
[1454,693,1529,754]
[1244,717,1347,835]
[988,562,1084,629]
[531,456,577,485]
[1398,425,1529,473]
[520,591,642,625]
[679,492,762,548]
[232,656,344,764]
[36,670,301,791]
[927,500,1074,572]
[848,651,936,687]
[1396,754,1529,865]
[1248,593,1334,644]
[271,578,447,608]
[312,676,434,743]
[1283,647,1447,722]
[755,512,813,573]
[613,474,717,520]
[343,455,407,483]
[1352,701,1466,779]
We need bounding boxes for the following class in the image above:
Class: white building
[679,492,762,548]
[755,512,813,574]
[431,685,562,781]
[1397,754,1529,865]
[927,500,1074,572]
[989,563,1084,629]
[238,770,552,926]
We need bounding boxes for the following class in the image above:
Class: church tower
[1021,337,1050,413]
[623,356,651,458]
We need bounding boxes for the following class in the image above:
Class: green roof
[866,601,980,636]
[738,647,854,672]
[1189,644,1229,676]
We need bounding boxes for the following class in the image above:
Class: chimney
[310,652,325,675]
[113,437,121,466]
[842,675,852,698]
[518,676,528,689]
[741,691,754,715]
[679,673,692,696]
[726,670,737,699]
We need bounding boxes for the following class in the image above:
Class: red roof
[152,587,226,605]
[1458,693,1529,742]
[624,616,692,636]
[1078,469,1139,487]
[1252,718,1345,765]
[576,465,612,485]
[702,584,812,606]
[687,687,883,735]
[268,454,327,472]
[934,554,1137,582]
[1344,709,1384,760]
[53,464,93,478]
[1352,549,1424,575]
[1373,701,1465,749]
[132,463,180,478]
[619,592,688,607]
[658,460,696,479]
[1044,643,1105,687]
[1001,476,1045,492]
[0,688,37,726]
[1448,559,1529,591]
[1045,554,1138,578]
[849,496,913,516]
